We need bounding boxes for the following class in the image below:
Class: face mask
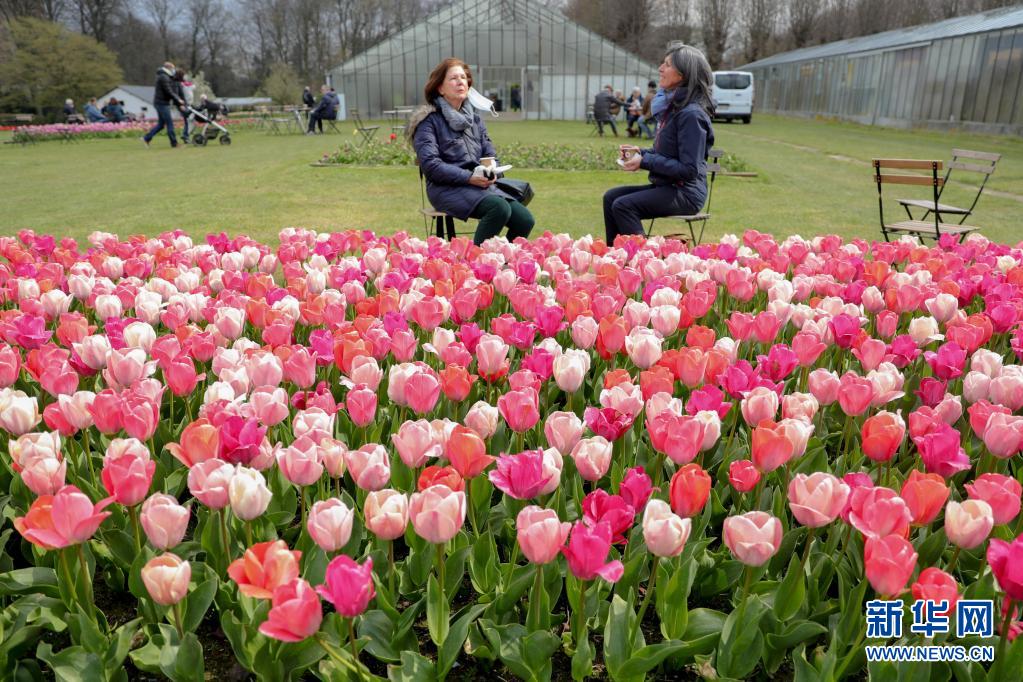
[467,88,498,117]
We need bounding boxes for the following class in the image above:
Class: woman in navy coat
[603,45,716,246]
[410,58,534,246]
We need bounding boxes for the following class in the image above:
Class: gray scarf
[435,97,482,162]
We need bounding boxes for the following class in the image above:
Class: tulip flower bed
[10,122,151,142]
[2,227,1023,681]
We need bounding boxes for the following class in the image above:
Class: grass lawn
[1,114,1019,245]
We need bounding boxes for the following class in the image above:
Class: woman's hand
[469,174,495,188]
[621,153,643,172]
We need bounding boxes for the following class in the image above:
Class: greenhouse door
[476,66,524,116]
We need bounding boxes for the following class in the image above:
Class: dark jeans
[144,104,177,146]
[470,195,534,246]
[308,112,325,133]
[603,184,700,244]
[596,117,618,136]
[182,110,191,140]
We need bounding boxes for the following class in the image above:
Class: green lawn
[1,114,1019,245]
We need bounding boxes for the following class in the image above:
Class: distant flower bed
[12,121,151,142]
[318,141,752,173]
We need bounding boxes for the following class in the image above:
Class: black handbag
[495,178,534,206]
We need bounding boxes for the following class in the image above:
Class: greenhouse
[742,5,1023,135]
[327,0,658,120]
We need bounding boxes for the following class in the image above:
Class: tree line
[0,0,1018,118]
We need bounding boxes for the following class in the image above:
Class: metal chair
[350,109,379,145]
[646,148,724,245]
[897,148,1000,225]
[874,159,979,242]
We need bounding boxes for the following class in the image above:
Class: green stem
[76,543,97,622]
[947,546,962,575]
[834,627,867,679]
[172,601,185,640]
[632,557,659,646]
[129,505,143,554]
[245,521,254,547]
[799,527,816,575]
[528,563,545,631]
[735,565,753,625]
[81,429,96,483]
[58,547,78,612]
[348,617,359,661]
[436,542,446,595]
[314,634,362,677]
[219,508,231,566]
[998,598,1014,663]
[576,579,589,645]
[388,540,396,599]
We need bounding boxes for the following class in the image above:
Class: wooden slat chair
[350,109,379,145]
[873,159,979,242]
[417,162,474,241]
[645,148,724,245]
[898,149,1000,226]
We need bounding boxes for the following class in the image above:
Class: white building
[96,84,181,120]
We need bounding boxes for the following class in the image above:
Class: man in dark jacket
[142,62,184,148]
[306,85,335,134]
[302,86,315,108]
[593,85,624,137]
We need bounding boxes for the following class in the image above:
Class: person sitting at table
[84,98,108,122]
[409,57,534,246]
[602,44,715,245]
[306,85,333,134]
[102,98,127,122]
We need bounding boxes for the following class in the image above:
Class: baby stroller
[187,102,231,146]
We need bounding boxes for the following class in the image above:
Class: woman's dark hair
[424,58,473,103]
[666,45,715,115]
[174,68,185,81]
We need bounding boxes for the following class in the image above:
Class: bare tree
[698,0,731,69]
[740,0,775,63]
[143,0,174,60]
[71,0,120,42]
[788,0,818,48]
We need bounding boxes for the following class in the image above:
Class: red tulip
[317,556,375,617]
[14,484,113,549]
[668,463,711,518]
[865,534,917,598]
[259,578,323,642]
[228,540,302,600]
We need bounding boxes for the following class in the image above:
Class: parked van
[712,71,754,123]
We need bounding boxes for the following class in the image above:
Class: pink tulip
[101,454,155,507]
[318,555,375,617]
[364,489,409,540]
[544,411,584,456]
[649,411,705,466]
[259,578,323,642]
[14,484,113,549]
[141,553,191,606]
[848,486,912,539]
[965,474,1022,526]
[345,444,391,491]
[277,439,324,487]
[792,331,826,367]
[570,436,613,482]
[642,499,691,557]
[516,506,571,564]
[837,372,874,416]
[981,413,1023,458]
[409,484,465,544]
[498,387,540,433]
[166,419,220,468]
[864,534,917,598]
[788,472,850,527]
[219,416,267,466]
[740,386,779,426]
[782,393,819,422]
[391,419,442,468]
[0,391,40,435]
[489,449,551,500]
[728,459,760,493]
[345,384,378,428]
[619,466,652,511]
[165,354,203,397]
[405,370,441,415]
[187,459,235,509]
[561,521,624,582]
[722,511,783,566]
[944,500,994,550]
[20,453,67,496]
[807,369,840,405]
[140,493,189,550]
[306,498,354,553]
[988,537,1023,600]
[912,568,959,616]
[88,389,122,434]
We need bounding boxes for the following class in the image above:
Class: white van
[712,71,754,124]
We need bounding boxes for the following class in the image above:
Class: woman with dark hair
[602,44,715,245]
[408,58,534,246]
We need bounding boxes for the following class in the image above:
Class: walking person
[602,45,715,245]
[141,62,184,148]
[174,69,195,144]
[593,85,624,137]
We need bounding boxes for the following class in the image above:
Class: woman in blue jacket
[410,58,534,246]
[603,44,715,245]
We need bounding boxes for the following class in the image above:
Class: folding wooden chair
[350,109,379,145]
[417,162,473,241]
[897,149,1000,225]
[873,159,979,242]
[646,148,723,245]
